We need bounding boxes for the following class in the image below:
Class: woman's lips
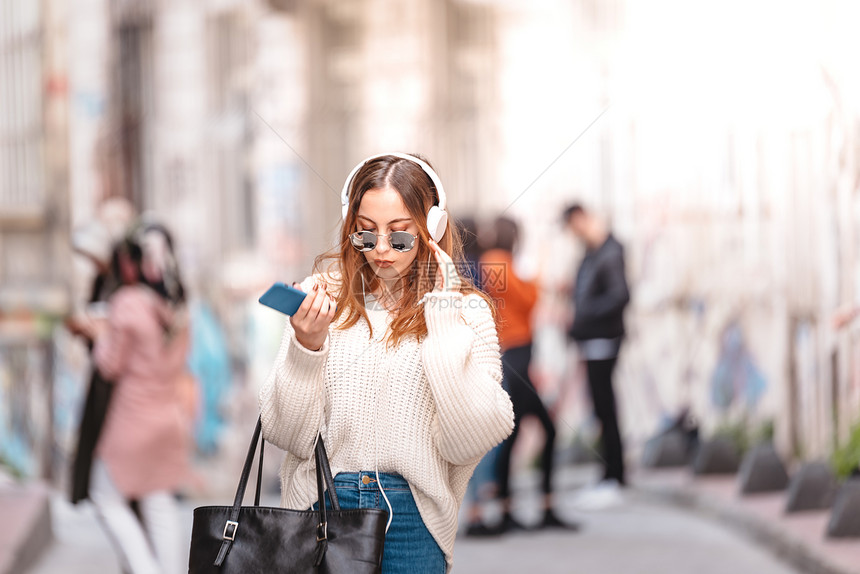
[374,260,393,268]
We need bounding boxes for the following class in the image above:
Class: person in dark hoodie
[563,203,630,490]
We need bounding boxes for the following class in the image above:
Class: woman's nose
[375,235,391,254]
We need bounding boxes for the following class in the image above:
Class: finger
[320,295,332,320]
[430,240,455,268]
[431,244,444,266]
[319,293,337,325]
[295,283,322,321]
[319,293,332,317]
[431,239,447,259]
[307,284,326,319]
[292,286,315,321]
[428,241,447,290]
[427,239,439,256]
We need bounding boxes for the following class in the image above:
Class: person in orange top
[480,216,577,532]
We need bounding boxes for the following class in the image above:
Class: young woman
[260,153,514,573]
[85,223,192,574]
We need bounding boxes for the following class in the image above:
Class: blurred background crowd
[2,0,860,515]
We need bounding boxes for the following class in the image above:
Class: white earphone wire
[362,272,394,532]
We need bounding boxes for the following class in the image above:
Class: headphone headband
[341,152,447,215]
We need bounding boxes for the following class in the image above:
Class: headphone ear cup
[426,206,448,243]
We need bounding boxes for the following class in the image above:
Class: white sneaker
[570,479,623,511]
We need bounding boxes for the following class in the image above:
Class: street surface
[27,470,802,574]
[454,489,801,574]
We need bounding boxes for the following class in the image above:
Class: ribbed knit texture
[260,275,514,572]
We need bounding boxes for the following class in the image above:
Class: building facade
[2,0,859,482]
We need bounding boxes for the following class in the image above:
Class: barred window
[0,0,44,219]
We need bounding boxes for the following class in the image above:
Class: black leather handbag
[188,417,387,573]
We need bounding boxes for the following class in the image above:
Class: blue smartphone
[259,282,307,316]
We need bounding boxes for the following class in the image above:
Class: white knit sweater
[259,274,515,571]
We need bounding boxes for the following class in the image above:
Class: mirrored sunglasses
[349,231,417,253]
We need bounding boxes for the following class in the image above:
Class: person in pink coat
[81,222,192,574]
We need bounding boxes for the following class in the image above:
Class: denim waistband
[333,472,410,490]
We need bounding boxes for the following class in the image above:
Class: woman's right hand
[290,282,336,351]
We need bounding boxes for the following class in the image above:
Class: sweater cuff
[289,329,330,356]
[422,291,465,333]
[280,330,329,387]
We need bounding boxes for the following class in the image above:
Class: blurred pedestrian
[185,299,231,457]
[481,216,577,532]
[77,222,193,574]
[67,219,123,505]
[563,204,630,495]
[260,153,514,573]
[67,199,138,504]
[458,216,505,537]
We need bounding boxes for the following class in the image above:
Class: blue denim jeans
[465,443,501,504]
[314,472,446,574]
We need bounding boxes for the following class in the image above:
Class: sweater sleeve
[422,292,515,466]
[259,314,330,460]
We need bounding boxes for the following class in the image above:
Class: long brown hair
[314,154,490,345]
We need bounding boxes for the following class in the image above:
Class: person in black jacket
[564,203,630,488]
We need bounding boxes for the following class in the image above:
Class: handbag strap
[213,416,341,567]
[312,435,340,566]
[313,439,329,546]
[255,423,264,506]
[315,437,340,510]
[214,417,263,566]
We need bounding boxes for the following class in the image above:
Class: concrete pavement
[635,468,860,574]
[455,490,802,574]
[0,482,51,574]
[23,466,807,574]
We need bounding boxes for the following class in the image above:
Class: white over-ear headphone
[340,152,449,242]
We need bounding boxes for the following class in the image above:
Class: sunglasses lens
[351,232,377,252]
[390,231,415,252]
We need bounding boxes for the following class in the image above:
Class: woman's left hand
[429,239,462,292]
